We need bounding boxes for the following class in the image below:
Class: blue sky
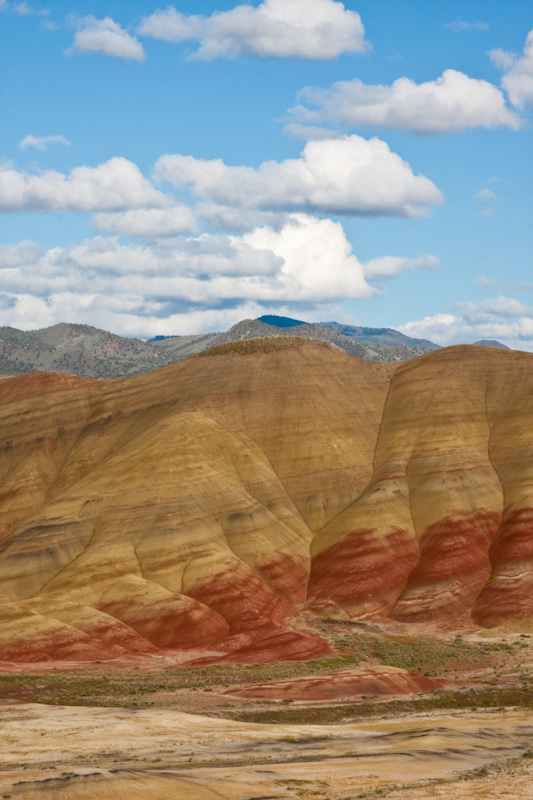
[0,0,532,347]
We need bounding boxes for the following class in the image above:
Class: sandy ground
[1,703,533,799]
[1,629,532,798]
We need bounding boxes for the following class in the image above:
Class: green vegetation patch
[0,624,528,717]
[239,685,533,725]
[0,656,358,708]
[324,621,490,675]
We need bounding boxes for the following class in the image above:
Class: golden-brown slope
[309,345,533,629]
[0,339,390,662]
[0,339,532,664]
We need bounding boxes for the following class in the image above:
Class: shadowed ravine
[1,338,533,664]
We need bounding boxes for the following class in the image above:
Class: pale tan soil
[0,631,531,797]
[1,703,532,799]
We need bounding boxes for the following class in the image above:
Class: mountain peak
[473,339,510,350]
[257,314,309,328]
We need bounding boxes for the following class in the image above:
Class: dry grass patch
[198,336,329,357]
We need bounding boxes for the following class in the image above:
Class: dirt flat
[1,703,532,799]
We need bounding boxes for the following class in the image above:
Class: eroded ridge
[1,342,532,664]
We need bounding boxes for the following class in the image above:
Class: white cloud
[288,69,522,134]
[155,135,442,218]
[67,16,145,61]
[19,134,71,151]
[473,183,502,217]
[399,295,533,351]
[474,187,499,202]
[4,141,439,225]
[489,29,533,109]
[476,275,496,288]
[489,48,516,71]
[0,1,49,15]
[283,123,343,140]
[456,296,532,318]
[197,203,290,233]
[0,240,44,267]
[92,206,197,237]
[0,218,429,337]
[241,214,375,301]
[11,1,46,14]
[363,253,439,282]
[399,313,466,344]
[0,216,374,304]
[138,0,368,60]
[475,208,497,219]
[0,157,170,212]
[444,19,489,33]
[0,292,269,339]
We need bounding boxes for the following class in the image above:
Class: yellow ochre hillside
[0,338,532,664]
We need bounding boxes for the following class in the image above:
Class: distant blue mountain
[256,315,440,350]
[320,322,440,351]
[257,315,309,328]
[147,335,181,342]
[474,339,510,349]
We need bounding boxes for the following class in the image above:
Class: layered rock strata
[0,339,532,662]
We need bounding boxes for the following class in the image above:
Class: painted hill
[1,339,532,665]
[0,319,433,378]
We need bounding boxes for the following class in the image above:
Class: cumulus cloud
[287,69,521,134]
[0,218,429,336]
[444,19,489,33]
[241,214,375,301]
[3,140,439,223]
[0,240,44,267]
[456,296,532,318]
[197,203,290,233]
[489,28,533,109]
[92,206,197,237]
[489,49,516,72]
[138,0,368,60]
[155,135,442,218]
[0,157,170,212]
[19,134,71,151]
[363,254,439,282]
[0,215,374,304]
[67,16,145,61]
[399,295,533,351]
